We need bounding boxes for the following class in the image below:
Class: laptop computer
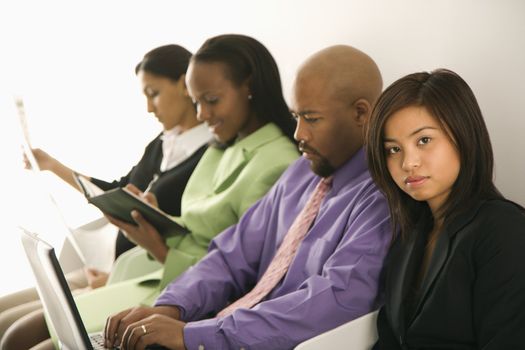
[20,227,112,350]
[20,229,168,350]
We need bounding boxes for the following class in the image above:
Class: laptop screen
[20,228,94,350]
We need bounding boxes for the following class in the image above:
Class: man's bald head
[295,45,383,107]
[291,45,383,176]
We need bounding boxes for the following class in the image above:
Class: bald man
[104,45,391,350]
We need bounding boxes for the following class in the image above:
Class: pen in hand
[144,174,159,194]
[125,182,159,208]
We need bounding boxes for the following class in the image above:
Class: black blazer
[375,199,525,350]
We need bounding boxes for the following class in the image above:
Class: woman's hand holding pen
[126,183,159,207]
[106,184,168,263]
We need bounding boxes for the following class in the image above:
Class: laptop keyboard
[90,332,119,350]
[89,332,166,349]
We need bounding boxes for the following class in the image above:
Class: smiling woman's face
[383,105,460,215]
[186,61,261,143]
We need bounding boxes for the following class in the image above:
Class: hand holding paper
[22,147,56,172]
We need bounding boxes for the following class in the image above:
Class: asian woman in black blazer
[366,69,525,349]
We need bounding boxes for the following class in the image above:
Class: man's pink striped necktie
[217,176,333,317]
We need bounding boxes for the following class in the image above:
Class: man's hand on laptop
[104,305,184,349]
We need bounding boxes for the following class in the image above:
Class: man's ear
[353,98,372,126]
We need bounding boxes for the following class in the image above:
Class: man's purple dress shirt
[156,148,391,349]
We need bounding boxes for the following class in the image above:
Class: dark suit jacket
[375,199,525,350]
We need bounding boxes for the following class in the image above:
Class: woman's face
[185,61,261,143]
[138,71,194,131]
[383,106,460,215]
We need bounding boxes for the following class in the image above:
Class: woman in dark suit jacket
[366,69,525,349]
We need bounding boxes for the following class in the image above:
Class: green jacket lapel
[212,123,283,194]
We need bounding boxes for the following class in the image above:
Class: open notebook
[73,172,189,237]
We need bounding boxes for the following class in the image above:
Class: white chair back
[58,216,117,273]
[294,310,378,350]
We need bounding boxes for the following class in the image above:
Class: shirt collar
[174,123,212,155]
[161,123,212,154]
[160,123,212,172]
[330,147,368,192]
[161,125,182,139]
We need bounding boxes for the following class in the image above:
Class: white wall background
[0,0,524,296]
